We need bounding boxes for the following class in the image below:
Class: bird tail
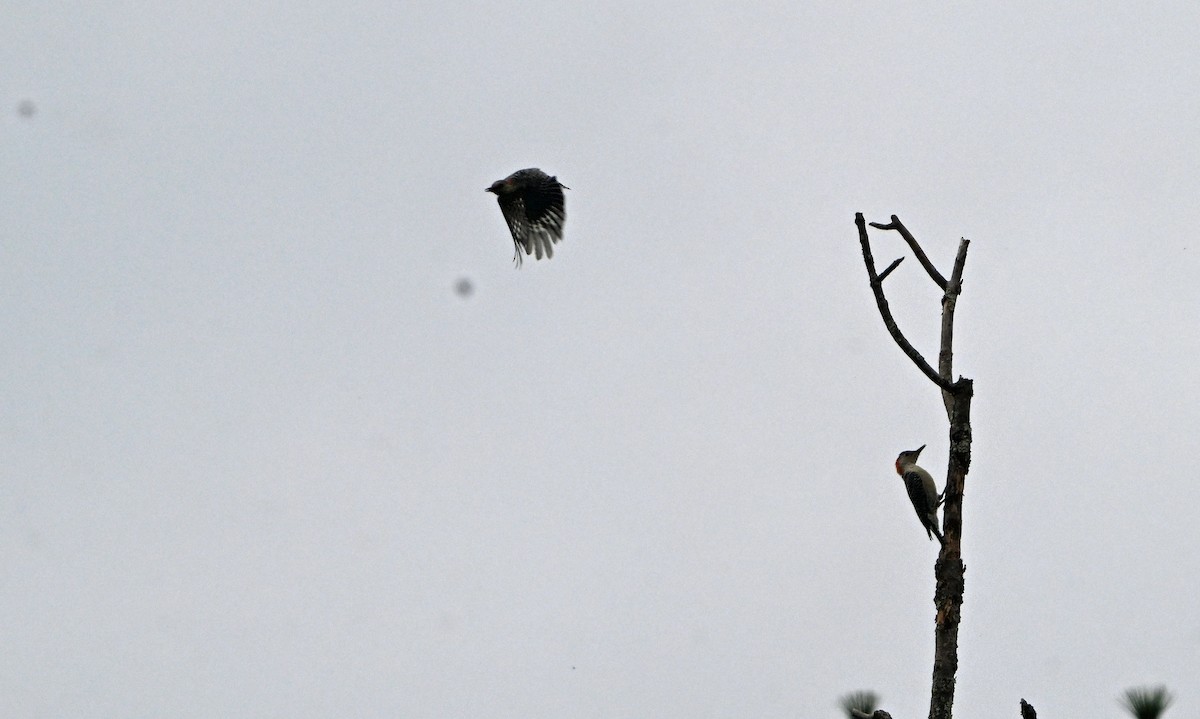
[929,518,945,545]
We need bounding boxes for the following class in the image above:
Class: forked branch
[869,215,948,290]
[854,213,954,393]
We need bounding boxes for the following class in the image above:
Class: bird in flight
[486,168,568,267]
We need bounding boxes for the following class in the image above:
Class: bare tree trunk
[931,380,971,719]
[854,213,973,719]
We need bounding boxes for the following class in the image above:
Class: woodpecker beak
[915,444,926,457]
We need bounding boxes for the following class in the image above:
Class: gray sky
[3,2,1199,717]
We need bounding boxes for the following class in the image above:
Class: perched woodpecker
[486,168,568,267]
[895,445,944,545]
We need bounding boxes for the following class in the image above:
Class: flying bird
[486,168,568,266]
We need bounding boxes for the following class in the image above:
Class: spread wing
[497,173,566,266]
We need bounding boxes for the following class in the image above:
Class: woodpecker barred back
[895,445,944,545]
[486,168,568,266]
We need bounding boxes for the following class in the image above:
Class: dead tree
[854,213,973,719]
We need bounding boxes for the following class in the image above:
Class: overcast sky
[3,2,1199,717]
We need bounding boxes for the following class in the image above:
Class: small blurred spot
[454,277,474,298]
[17,100,36,118]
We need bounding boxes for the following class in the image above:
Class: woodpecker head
[895,444,926,474]
[486,178,513,195]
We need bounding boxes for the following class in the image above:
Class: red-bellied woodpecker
[486,168,568,267]
[895,445,944,545]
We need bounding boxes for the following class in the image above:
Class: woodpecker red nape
[894,444,926,474]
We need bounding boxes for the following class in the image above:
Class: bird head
[895,444,926,473]
[485,178,511,195]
